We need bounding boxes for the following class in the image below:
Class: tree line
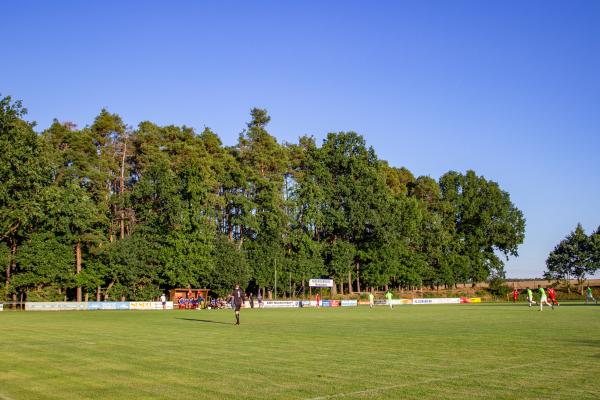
[1,95,526,302]
[545,223,600,293]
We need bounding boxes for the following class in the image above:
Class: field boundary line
[304,364,528,400]
[0,392,15,400]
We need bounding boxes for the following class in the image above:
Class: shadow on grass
[565,339,600,359]
[176,317,232,325]
[570,339,600,348]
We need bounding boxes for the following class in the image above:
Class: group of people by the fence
[173,290,265,310]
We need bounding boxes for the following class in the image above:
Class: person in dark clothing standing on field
[228,284,246,325]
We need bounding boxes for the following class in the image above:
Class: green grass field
[1,303,599,399]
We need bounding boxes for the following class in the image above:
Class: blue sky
[2,1,599,277]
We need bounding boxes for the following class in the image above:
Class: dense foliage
[1,96,526,301]
[545,223,600,292]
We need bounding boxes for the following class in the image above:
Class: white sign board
[263,301,300,308]
[25,302,87,311]
[412,298,461,305]
[130,301,171,310]
[309,279,334,288]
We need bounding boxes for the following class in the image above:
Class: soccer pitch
[1,304,598,399]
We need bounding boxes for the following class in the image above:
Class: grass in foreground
[1,303,599,400]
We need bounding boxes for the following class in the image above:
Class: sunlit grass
[1,303,598,399]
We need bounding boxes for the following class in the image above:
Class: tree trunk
[348,271,353,294]
[6,242,16,294]
[238,229,244,249]
[75,241,82,302]
[119,210,125,240]
[119,139,127,240]
[96,286,101,301]
[105,281,114,301]
[355,260,361,293]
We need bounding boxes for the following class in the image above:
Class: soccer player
[547,287,559,307]
[315,293,320,308]
[538,285,553,311]
[512,289,519,302]
[585,286,597,304]
[526,287,536,307]
[368,292,374,308]
[228,284,246,325]
[385,290,393,309]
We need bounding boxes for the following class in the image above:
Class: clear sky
[2,1,599,278]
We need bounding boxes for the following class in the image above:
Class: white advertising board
[309,279,334,287]
[130,301,171,310]
[25,302,87,311]
[341,300,358,307]
[412,298,461,305]
[0,303,3,312]
[87,301,130,310]
[263,301,300,308]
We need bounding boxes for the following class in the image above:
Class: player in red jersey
[547,287,559,307]
[512,289,519,302]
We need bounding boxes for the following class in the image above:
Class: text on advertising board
[308,278,334,287]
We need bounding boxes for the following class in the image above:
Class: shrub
[487,277,511,297]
